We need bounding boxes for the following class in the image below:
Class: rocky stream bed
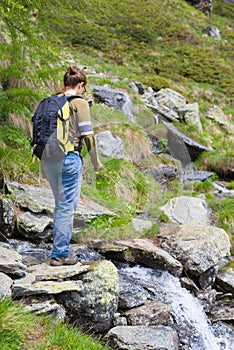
[0,179,234,350]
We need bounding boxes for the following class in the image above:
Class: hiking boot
[50,251,78,266]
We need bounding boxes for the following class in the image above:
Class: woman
[42,66,102,266]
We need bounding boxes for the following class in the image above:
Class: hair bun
[67,66,77,75]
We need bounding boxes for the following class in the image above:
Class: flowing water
[119,265,234,350]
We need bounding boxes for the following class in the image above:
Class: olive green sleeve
[84,134,103,171]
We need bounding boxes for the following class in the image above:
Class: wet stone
[122,300,170,326]
[104,325,179,350]
[118,276,148,310]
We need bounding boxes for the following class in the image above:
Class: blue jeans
[42,152,82,258]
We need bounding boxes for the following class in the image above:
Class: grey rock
[199,265,219,289]
[118,277,148,310]
[105,325,179,350]
[154,88,187,109]
[181,170,213,183]
[23,294,66,321]
[113,312,128,326]
[56,260,119,333]
[91,85,134,122]
[129,81,145,95]
[6,182,115,241]
[122,300,170,326]
[160,224,231,276]
[96,130,124,159]
[213,182,234,196]
[216,268,234,294]
[160,196,210,225]
[0,197,15,241]
[149,105,180,122]
[206,105,234,134]
[0,246,27,277]
[178,102,202,133]
[209,300,234,323]
[72,244,104,263]
[185,0,212,17]
[163,121,211,163]
[203,26,221,41]
[134,81,145,95]
[0,272,13,297]
[144,165,178,183]
[17,211,53,242]
[132,218,153,234]
[116,238,183,276]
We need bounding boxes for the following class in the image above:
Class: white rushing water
[119,265,234,350]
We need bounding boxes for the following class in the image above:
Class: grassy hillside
[0,0,233,239]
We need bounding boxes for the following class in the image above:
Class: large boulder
[91,85,134,122]
[56,259,119,333]
[0,246,27,277]
[13,259,119,333]
[96,130,124,159]
[116,238,183,276]
[159,224,231,279]
[6,181,115,242]
[105,325,179,350]
[163,121,211,163]
[160,196,210,225]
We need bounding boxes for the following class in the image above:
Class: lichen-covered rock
[160,224,231,277]
[160,196,210,225]
[116,238,183,276]
[0,246,27,277]
[105,325,179,350]
[6,181,115,219]
[13,262,89,296]
[0,197,14,241]
[0,272,13,297]
[56,260,119,333]
[122,301,170,326]
[6,181,116,241]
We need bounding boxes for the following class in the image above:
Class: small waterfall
[119,265,234,350]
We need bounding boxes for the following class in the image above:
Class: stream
[119,265,234,350]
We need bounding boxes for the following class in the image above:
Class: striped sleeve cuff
[78,121,94,136]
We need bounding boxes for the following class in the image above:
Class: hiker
[41,65,103,266]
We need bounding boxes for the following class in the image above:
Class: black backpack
[31,93,80,160]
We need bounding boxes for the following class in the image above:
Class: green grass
[0,298,112,350]
[0,125,40,183]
